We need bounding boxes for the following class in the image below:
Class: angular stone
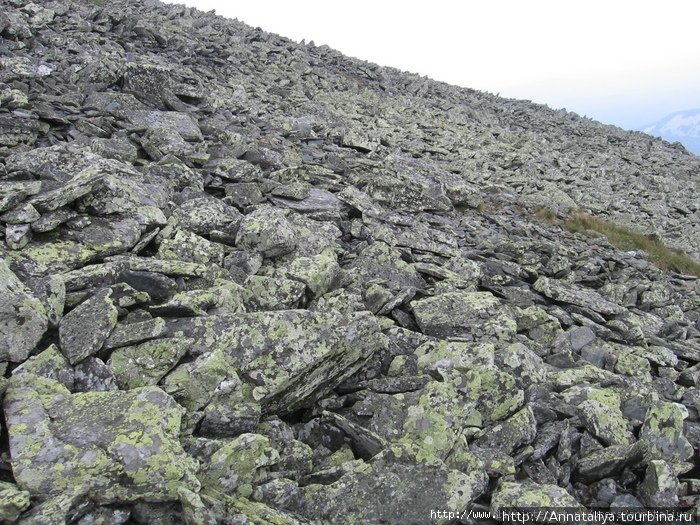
[126,110,203,141]
[575,442,646,483]
[412,291,516,341]
[104,317,166,350]
[194,433,278,498]
[534,276,626,316]
[640,401,694,473]
[218,310,385,414]
[242,276,306,311]
[162,348,237,412]
[200,402,262,438]
[29,167,106,212]
[348,241,426,292]
[108,338,190,389]
[473,406,538,454]
[0,180,41,213]
[490,481,583,514]
[577,399,634,446]
[4,376,199,503]
[293,448,486,524]
[269,187,342,214]
[157,229,225,266]
[235,207,296,258]
[349,380,476,462]
[13,344,73,390]
[171,197,242,238]
[150,281,245,317]
[59,289,118,365]
[280,248,340,298]
[0,258,48,362]
[0,481,31,523]
[74,357,119,392]
[639,460,680,507]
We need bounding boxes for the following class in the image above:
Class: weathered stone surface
[108,338,190,389]
[577,399,634,446]
[58,289,118,364]
[13,344,73,389]
[0,481,31,523]
[235,207,296,258]
[0,258,48,362]
[219,310,385,414]
[287,449,486,524]
[171,197,242,239]
[4,376,199,503]
[491,481,583,514]
[104,317,166,350]
[1,0,700,518]
[639,401,694,473]
[534,276,626,316]
[412,291,516,340]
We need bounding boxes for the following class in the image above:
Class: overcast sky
[170,1,700,130]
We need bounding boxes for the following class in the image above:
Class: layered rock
[0,0,698,522]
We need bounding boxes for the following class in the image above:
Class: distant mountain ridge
[643,108,700,154]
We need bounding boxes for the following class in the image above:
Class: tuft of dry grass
[535,209,700,277]
[534,207,557,223]
[565,212,700,276]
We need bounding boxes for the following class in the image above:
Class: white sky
[169,0,700,129]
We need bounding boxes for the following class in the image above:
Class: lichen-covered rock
[104,317,166,350]
[288,448,486,525]
[161,348,238,412]
[242,275,306,311]
[74,357,119,392]
[108,338,190,389]
[1,0,700,518]
[574,443,644,483]
[347,241,426,292]
[639,460,680,507]
[13,344,73,389]
[58,288,118,364]
[171,197,242,239]
[639,401,694,473]
[349,380,476,462]
[0,258,48,362]
[4,376,199,503]
[412,291,516,341]
[150,281,245,317]
[533,276,626,316]
[193,433,278,498]
[280,248,340,298]
[0,481,31,522]
[158,229,226,266]
[219,310,386,414]
[577,399,634,446]
[235,207,296,258]
[490,481,583,515]
[473,406,538,453]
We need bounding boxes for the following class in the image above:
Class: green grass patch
[562,212,700,277]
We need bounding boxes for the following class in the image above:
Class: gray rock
[4,375,199,503]
[534,276,626,316]
[235,207,296,258]
[58,288,118,365]
[0,258,48,362]
[412,291,516,341]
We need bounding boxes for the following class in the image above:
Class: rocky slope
[0,0,699,523]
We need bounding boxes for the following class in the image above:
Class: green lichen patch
[108,337,190,389]
[4,376,199,503]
